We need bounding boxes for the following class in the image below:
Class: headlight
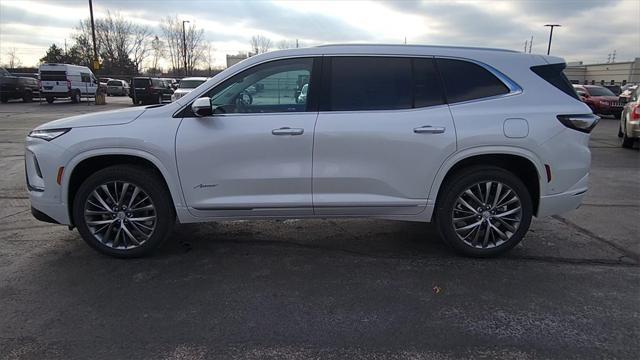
[28,128,71,141]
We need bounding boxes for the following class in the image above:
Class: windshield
[587,87,615,97]
[107,80,121,86]
[179,80,206,89]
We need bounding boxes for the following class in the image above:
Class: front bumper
[537,173,589,217]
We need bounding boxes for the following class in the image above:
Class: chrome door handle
[413,125,445,134]
[272,127,304,136]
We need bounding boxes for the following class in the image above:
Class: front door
[312,56,456,216]
[176,57,319,218]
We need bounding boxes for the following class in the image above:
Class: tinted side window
[413,58,445,108]
[329,57,412,111]
[436,58,509,103]
[80,72,90,83]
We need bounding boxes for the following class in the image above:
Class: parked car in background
[619,84,638,103]
[106,79,130,96]
[618,86,640,148]
[604,85,622,96]
[573,84,624,118]
[130,77,173,104]
[39,63,98,104]
[297,83,308,103]
[26,44,596,258]
[0,67,39,103]
[170,77,207,102]
[162,78,179,90]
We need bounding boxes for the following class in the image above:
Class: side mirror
[192,97,213,117]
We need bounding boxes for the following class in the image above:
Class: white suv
[25,45,597,258]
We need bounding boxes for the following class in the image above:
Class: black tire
[72,165,175,258]
[22,90,33,103]
[618,123,624,138]
[435,166,533,257]
[45,96,55,104]
[157,94,163,104]
[0,96,8,103]
[621,124,635,148]
[71,90,81,104]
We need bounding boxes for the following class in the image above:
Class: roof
[315,43,519,53]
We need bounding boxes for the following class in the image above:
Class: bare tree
[276,39,297,50]
[204,42,215,76]
[72,11,152,73]
[160,16,206,75]
[250,35,272,54]
[5,48,22,68]
[149,36,165,75]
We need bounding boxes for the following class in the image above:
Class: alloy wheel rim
[451,181,522,249]
[83,181,156,250]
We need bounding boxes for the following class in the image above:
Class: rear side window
[531,63,579,100]
[329,57,412,111]
[40,71,66,81]
[413,58,445,107]
[436,58,509,103]
[107,80,120,86]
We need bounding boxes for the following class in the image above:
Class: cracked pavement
[0,97,639,359]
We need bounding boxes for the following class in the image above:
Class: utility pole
[544,24,561,55]
[88,0,99,70]
[529,35,533,53]
[524,40,528,52]
[612,49,616,63]
[182,20,190,76]
[296,39,299,48]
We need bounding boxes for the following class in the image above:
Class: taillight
[557,114,600,134]
[631,104,640,121]
[66,80,71,90]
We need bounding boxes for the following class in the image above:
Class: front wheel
[22,91,33,103]
[621,124,635,148]
[157,94,163,104]
[435,166,533,257]
[72,165,175,258]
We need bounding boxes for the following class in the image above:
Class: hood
[591,96,619,101]
[173,88,193,94]
[35,106,146,130]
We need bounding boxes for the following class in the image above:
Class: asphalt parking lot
[0,97,638,359]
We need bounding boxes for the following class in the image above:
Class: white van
[39,63,99,104]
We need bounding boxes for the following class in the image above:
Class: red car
[573,84,624,118]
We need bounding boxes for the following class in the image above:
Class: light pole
[544,24,561,55]
[182,20,190,76]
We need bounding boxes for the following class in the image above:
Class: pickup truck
[0,67,39,103]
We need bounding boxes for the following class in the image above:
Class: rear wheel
[621,124,635,148]
[22,91,33,103]
[435,166,533,257]
[0,96,8,103]
[72,165,175,258]
[71,90,81,104]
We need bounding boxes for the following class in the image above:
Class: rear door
[40,69,67,94]
[312,56,456,216]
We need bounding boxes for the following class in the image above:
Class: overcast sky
[1,0,639,68]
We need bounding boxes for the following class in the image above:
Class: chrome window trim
[175,53,524,117]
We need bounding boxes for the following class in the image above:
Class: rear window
[133,78,150,87]
[107,80,121,86]
[179,80,206,89]
[436,59,510,103]
[40,70,66,81]
[531,63,579,100]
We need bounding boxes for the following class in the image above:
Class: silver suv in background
[171,77,208,102]
[619,86,640,148]
[26,45,596,258]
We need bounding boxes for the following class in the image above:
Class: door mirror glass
[192,97,213,117]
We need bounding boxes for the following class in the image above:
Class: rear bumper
[537,173,589,217]
[42,91,72,98]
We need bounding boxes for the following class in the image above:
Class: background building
[565,58,640,86]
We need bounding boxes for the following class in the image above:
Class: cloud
[0,0,638,67]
